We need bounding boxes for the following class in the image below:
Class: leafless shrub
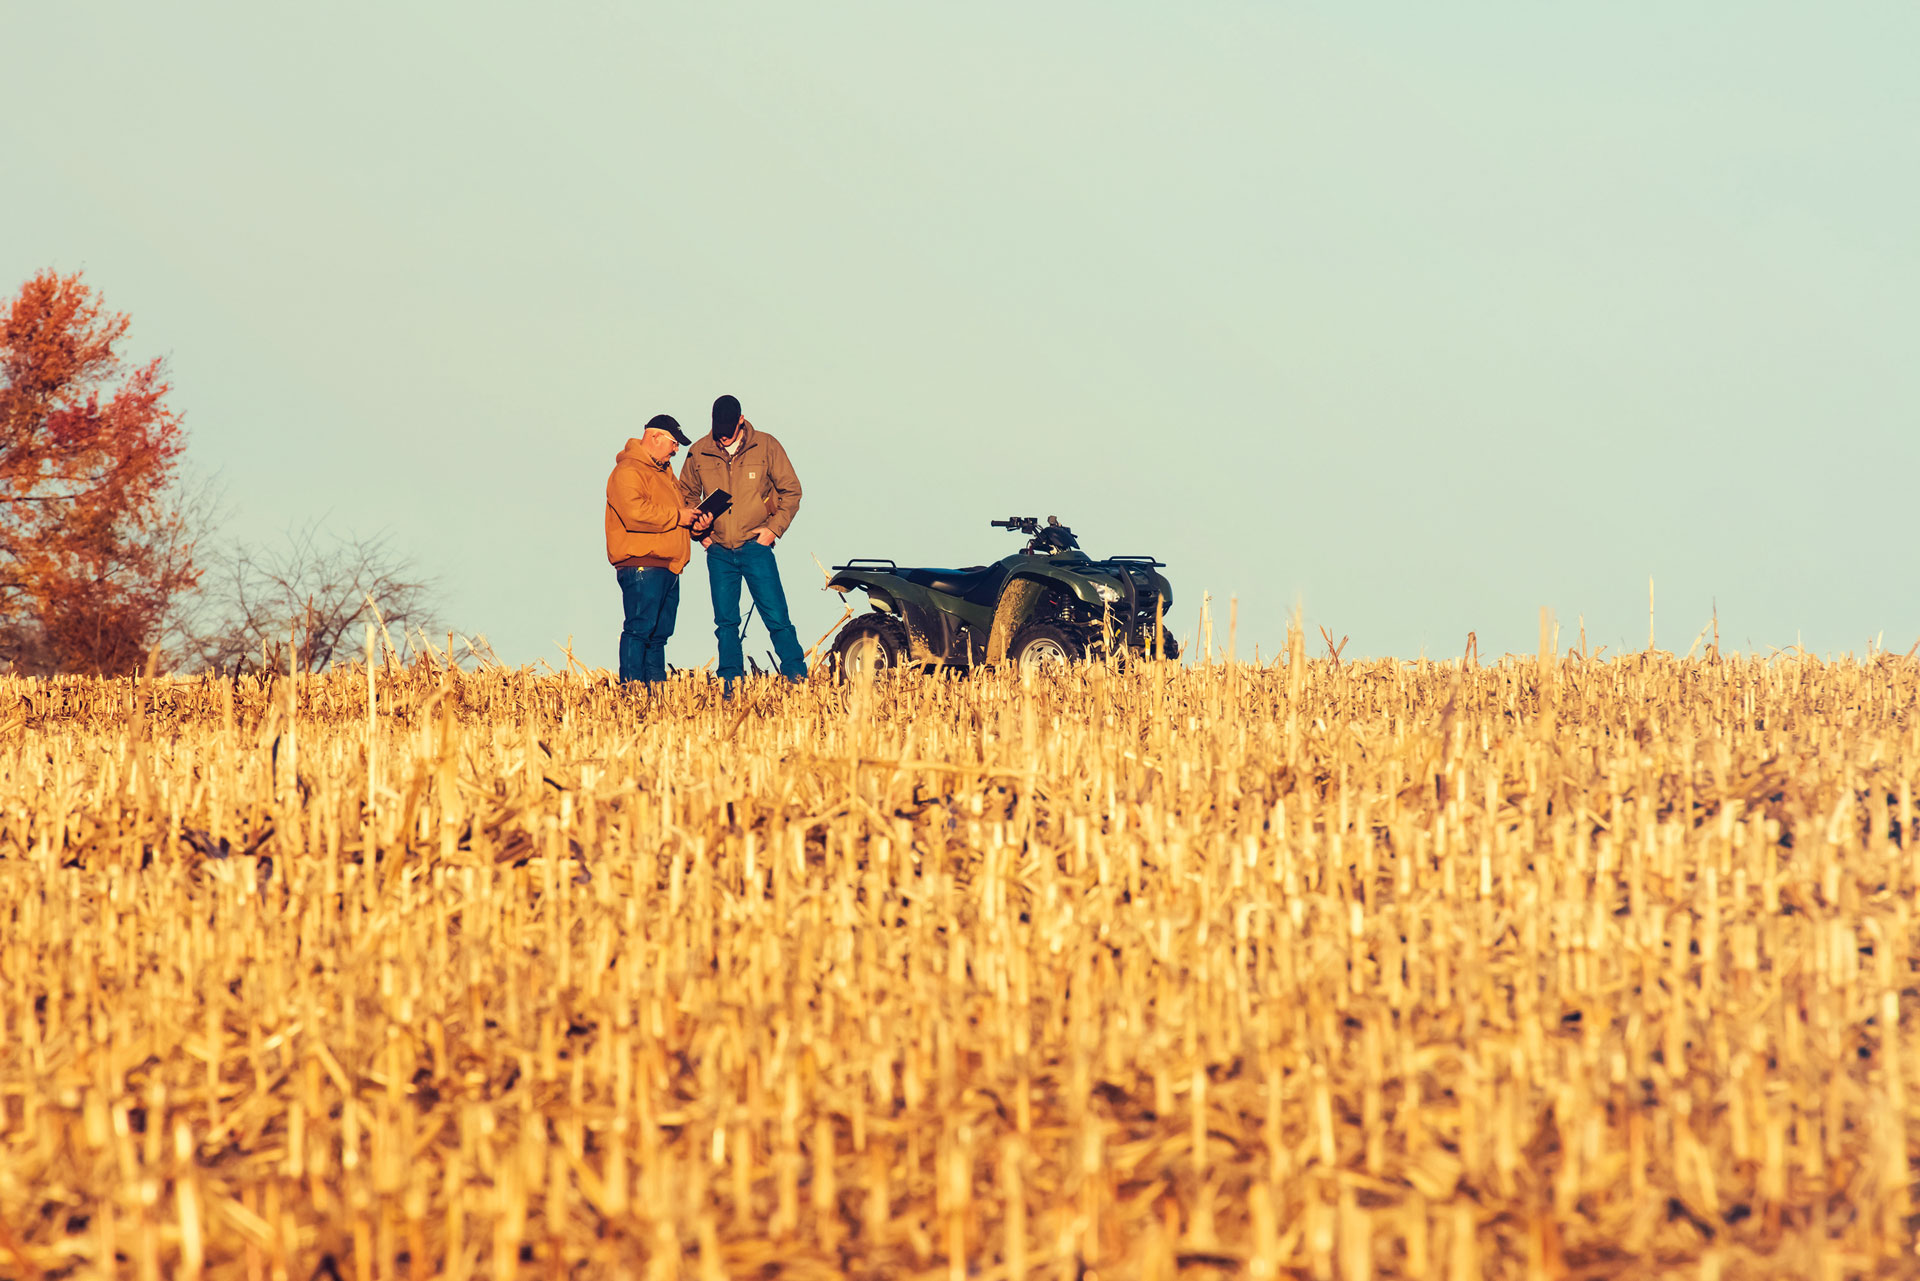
[177,521,441,674]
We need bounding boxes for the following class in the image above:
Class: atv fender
[1049,567,1128,611]
[829,570,953,665]
[827,571,901,614]
[986,576,1049,663]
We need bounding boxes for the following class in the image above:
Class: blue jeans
[706,540,807,679]
[616,565,680,684]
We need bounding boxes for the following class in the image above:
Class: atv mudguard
[828,568,995,664]
[827,568,994,626]
[825,567,907,610]
[1019,559,1128,611]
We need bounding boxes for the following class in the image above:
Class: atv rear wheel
[1009,622,1084,673]
[831,614,908,679]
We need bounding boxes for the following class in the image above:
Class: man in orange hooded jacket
[606,414,706,684]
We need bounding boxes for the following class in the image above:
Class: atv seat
[901,565,1009,607]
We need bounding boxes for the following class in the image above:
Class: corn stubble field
[2,648,1918,1280]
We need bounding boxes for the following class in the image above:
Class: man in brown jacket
[678,394,807,682]
[606,414,706,684]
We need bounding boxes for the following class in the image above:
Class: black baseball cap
[643,413,691,446]
[711,394,742,439]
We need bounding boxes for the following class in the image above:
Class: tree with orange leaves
[0,270,199,675]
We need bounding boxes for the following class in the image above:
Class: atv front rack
[1099,555,1166,568]
[831,558,898,571]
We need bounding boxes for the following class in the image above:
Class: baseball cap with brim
[711,394,742,439]
[644,414,692,446]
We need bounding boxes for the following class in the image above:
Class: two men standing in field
[604,395,808,687]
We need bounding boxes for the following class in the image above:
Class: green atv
[826,516,1179,675]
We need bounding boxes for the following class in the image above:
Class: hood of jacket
[616,438,658,469]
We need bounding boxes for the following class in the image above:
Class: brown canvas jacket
[677,421,802,550]
[606,439,691,573]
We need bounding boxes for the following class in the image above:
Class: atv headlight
[1093,583,1121,603]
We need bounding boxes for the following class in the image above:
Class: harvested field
[1,651,1917,1278]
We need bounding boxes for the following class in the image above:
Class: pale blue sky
[4,4,1915,668]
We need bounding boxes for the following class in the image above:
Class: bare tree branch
[174,520,441,675]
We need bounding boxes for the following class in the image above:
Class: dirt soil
[985,577,1044,663]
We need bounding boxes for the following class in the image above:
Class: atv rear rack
[832,558,897,571]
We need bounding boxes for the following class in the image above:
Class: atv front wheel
[1009,622,1084,674]
[830,614,908,679]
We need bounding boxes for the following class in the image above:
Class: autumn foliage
[0,270,197,673]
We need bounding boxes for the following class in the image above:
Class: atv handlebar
[992,516,1079,553]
